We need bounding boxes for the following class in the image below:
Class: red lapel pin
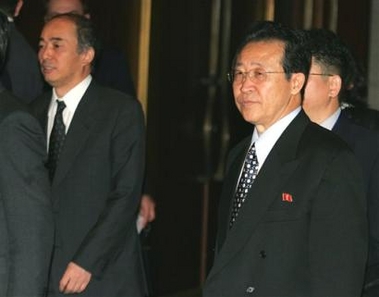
[282,192,293,202]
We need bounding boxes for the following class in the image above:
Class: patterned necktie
[47,100,66,181]
[229,143,259,228]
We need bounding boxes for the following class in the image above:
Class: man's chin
[240,110,259,125]
[43,77,57,87]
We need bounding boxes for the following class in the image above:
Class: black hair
[47,12,97,56]
[232,21,311,82]
[304,28,366,105]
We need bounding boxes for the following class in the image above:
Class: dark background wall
[16,1,371,296]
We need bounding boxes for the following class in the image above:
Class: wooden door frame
[126,0,152,118]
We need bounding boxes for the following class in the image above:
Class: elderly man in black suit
[0,10,53,297]
[31,13,146,296]
[303,28,379,297]
[203,21,368,297]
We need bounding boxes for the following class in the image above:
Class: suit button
[259,250,267,258]
[246,286,255,293]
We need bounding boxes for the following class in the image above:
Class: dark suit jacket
[31,81,147,297]
[342,106,379,132]
[0,88,53,296]
[1,23,44,104]
[203,110,368,297]
[333,112,379,296]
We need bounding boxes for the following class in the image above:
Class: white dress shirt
[47,75,92,149]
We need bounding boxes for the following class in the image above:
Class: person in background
[44,0,156,232]
[32,13,147,296]
[0,0,44,104]
[302,28,379,297]
[0,10,53,297]
[203,21,367,297]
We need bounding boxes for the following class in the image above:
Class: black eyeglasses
[228,69,286,84]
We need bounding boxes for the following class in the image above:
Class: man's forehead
[243,40,284,51]
[237,41,284,65]
[41,18,76,38]
[48,0,84,14]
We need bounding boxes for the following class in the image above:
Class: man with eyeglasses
[203,21,367,297]
[303,28,379,297]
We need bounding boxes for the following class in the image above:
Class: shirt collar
[51,75,92,113]
[252,107,301,167]
[320,107,341,131]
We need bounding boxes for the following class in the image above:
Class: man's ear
[82,48,95,66]
[328,75,342,98]
[291,73,306,95]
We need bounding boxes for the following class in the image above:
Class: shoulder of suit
[90,82,140,108]
[339,110,379,145]
[93,82,135,99]
[342,106,379,132]
[0,89,29,120]
[301,121,356,157]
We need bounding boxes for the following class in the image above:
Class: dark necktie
[229,143,259,228]
[47,100,66,181]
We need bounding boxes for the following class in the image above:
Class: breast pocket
[263,203,309,222]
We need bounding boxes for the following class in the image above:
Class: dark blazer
[0,88,53,296]
[203,110,368,297]
[342,106,379,132]
[333,112,379,296]
[31,81,147,297]
[1,23,44,104]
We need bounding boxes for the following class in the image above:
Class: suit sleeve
[72,99,145,277]
[309,149,368,296]
[0,112,54,296]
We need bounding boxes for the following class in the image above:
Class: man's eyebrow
[39,37,64,42]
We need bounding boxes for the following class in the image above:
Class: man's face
[38,17,92,95]
[232,40,301,133]
[303,59,337,122]
[46,0,87,20]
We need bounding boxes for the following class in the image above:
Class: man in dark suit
[0,0,44,104]
[32,13,147,296]
[0,11,54,297]
[303,28,379,297]
[44,0,156,233]
[203,21,368,297]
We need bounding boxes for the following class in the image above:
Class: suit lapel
[216,139,251,251]
[208,110,310,281]
[52,82,98,187]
